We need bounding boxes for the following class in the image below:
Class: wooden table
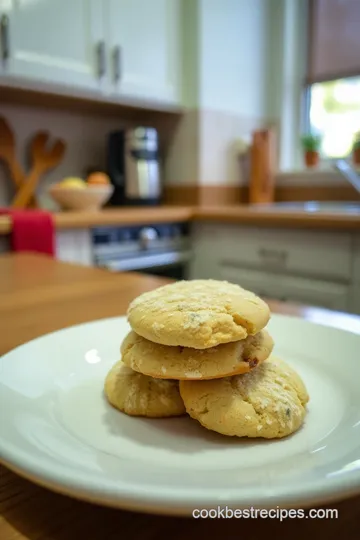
[0,253,360,540]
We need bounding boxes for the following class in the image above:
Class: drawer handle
[258,248,288,264]
[113,45,122,82]
[96,40,106,78]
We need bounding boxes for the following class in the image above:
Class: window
[308,76,360,159]
[305,0,360,160]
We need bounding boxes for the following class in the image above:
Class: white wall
[198,0,269,117]
[178,0,273,186]
[181,0,200,109]
[266,0,308,170]
[195,0,309,171]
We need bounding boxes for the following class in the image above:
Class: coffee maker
[106,127,161,206]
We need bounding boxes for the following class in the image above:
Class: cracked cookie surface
[121,329,274,380]
[179,356,309,438]
[104,360,185,417]
[127,280,270,349]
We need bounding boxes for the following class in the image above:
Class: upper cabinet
[106,0,181,104]
[2,0,104,91]
[0,0,182,106]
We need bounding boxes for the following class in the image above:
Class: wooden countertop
[1,253,360,540]
[0,207,194,234]
[1,205,360,234]
[194,205,360,230]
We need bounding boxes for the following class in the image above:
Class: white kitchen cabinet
[0,0,182,105]
[190,223,354,312]
[220,265,350,312]
[353,234,360,284]
[189,223,223,280]
[2,0,104,91]
[215,225,352,282]
[56,229,93,266]
[351,234,360,314]
[106,0,181,103]
[352,286,360,315]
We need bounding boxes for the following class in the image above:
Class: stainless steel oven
[91,222,192,280]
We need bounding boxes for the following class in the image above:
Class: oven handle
[99,251,193,272]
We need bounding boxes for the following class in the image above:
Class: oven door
[98,251,192,280]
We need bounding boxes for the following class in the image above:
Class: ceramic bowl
[48,185,114,211]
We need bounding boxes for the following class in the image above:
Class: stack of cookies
[105,280,309,439]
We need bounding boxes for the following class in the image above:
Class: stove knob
[139,227,158,249]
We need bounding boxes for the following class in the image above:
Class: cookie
[120,329,273,380]
[179,356,309,438]
[127,279,270,349]
[104,360,185,418]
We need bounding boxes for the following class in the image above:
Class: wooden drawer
[216,225,352,282]
[220,265,350,312]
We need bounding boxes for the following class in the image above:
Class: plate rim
[1,442,360,515]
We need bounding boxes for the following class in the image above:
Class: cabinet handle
[258,248,288,264]
[96,40,106,78]
[0,14,10,61]
[113,45,121,82]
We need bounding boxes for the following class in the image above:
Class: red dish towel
[0,209,55,256]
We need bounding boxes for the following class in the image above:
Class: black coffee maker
[107,127,161,206]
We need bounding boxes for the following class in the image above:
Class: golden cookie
[120,329,273,380]
[179,356,309,438]
[127,279,270,349]
[104,360,185,418]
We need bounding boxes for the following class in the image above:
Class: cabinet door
[220,265,350,312]
[217,225,352,282]
[353,234,360,285]
[351,286,360,315]
[189,224,223,280]
[56,230,93,266]
[106,0,181,103]
[3,0,104,91]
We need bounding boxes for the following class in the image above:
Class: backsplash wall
[164,107,272,188]
[199,108,272,186]
[1,103,353,211]
[0,104,130,208]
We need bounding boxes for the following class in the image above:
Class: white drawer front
[353,234,360,285]
[220,265,350,312]
[56,230,93,266]
[189,224,223,280]
[351,286,360,315]
[217,226,352,282]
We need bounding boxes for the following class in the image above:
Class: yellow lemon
[59,177,87,189]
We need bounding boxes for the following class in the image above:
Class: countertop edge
[1,206,360,235]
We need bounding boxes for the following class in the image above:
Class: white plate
[1,314,360,515]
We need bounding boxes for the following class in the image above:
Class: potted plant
[352,132,360,167]
[301,134,321,168]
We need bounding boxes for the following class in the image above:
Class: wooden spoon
[12,133,66,209]
[0,116,25,190]
[0,116,39,207]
